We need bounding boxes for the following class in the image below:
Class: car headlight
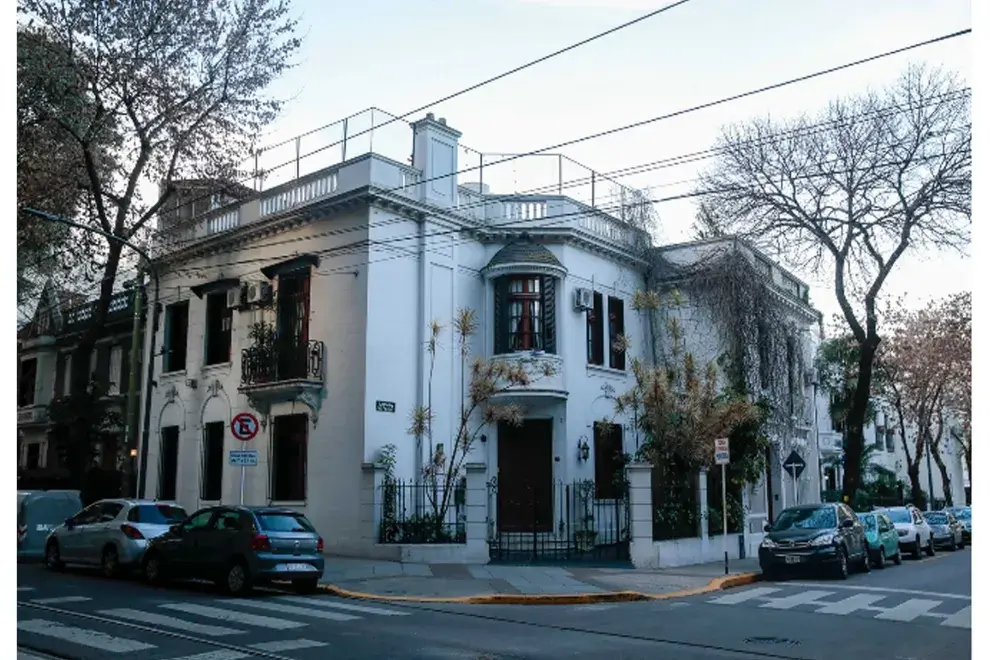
[760,537,776,549]
[810,533,836,546]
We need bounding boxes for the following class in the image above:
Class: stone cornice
[482,262,568,280]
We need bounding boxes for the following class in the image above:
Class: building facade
[141,110,834,563]
[17,281,145,495]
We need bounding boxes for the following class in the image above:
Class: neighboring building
[644,237,823,561]
[17,280,145,492]
[815,399,968,509]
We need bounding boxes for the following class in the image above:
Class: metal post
[253,151,260,191]
[369,108,375,153]
[558,155,563,195]
[342,118,349,163]
[925,434,936,510]
[295,137,301,179]
[591,171,596,208]
[239,465,246,506]
[121,273,144,498]
[791,466,799,506]
[721,463,728,575]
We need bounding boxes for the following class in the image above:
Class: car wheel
[44,540,64,572]
[834,547,849,580]
[221,559,253,596]
[142,551,166,586]
[293,577,320,595]
[874,547,886,569]
[926,535,936,557]
[860,548,871,573]
[912,536,922,559]
[101,545,120,578]
[893,546,903,565]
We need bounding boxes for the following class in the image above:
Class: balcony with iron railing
[151,108,650,257]
[240,339,325,390]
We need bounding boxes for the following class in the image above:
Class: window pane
[257,513,315,532]
[128,504,187,524]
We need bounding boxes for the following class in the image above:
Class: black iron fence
[379,479,466,544]
[487,479,630,564]
[652,469,698,541]
[241,339,324,385]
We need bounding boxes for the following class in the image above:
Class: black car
[141,505,325,596]
[759,503,870,580]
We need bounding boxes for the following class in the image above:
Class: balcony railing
[240,340,325,386]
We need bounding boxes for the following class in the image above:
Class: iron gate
[487,478,631,564]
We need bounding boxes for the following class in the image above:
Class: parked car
[45,499,187,576]
[880,505,935,559]
[923,510,965,550]
[141,505,325,596]
[945,506,971,543]
[18,490,83,560]
[856,511,903,568]
[759,503,869,580]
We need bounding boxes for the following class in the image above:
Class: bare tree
[695,65,970,501]
[17,0,301,363]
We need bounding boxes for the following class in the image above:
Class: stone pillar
[462,463,490,562]
[698,468,710,554]
[360,463,386,546]
[625,463,655,569]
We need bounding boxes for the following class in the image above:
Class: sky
[250,0,972,328]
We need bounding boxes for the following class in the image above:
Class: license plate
[284,562,313,572]
[784,555,802,564]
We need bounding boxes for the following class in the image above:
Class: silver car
[44,499,187,577]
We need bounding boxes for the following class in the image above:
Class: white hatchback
[880,505,935,559]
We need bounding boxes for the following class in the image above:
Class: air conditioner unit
[574,288,594,311]
[226,287,241,309]
[245,281,271,305]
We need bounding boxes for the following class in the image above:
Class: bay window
[494,275,557,355]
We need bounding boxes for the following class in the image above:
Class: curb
[317,571,761,606]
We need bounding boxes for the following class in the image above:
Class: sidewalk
[317,556,761,604]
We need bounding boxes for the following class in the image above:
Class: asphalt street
[18,547,971,660]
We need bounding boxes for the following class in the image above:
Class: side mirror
[842,519,855,528]
[763,523,772,533]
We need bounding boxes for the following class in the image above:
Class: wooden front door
[496,419,553,533]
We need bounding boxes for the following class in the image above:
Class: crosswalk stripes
[31,596,93,605]
[18,619,156,652]
[706,586,971,628]
[18,593,414,657]
[216,598,360,622]
[97,608,245,636]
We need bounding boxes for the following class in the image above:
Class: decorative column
[625,463,655,569]
[463,463,490,562]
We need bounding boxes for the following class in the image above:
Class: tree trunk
[906,462,924,509]
[841,336,878,501]
[930,447,953,508]
[65,241,125,485]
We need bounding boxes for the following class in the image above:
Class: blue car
[141,506,325,595]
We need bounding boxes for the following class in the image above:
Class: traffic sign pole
[721,462,728,576]
[230,413,260,506]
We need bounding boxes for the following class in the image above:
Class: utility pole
[122,272,145,498]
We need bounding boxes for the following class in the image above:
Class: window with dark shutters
[201,422,224,501]
[163,301,189,373]
[271,413,308,501]
[587,292,604,366]
[204,292,232,365]
[493,275,557,355]
[158,426,180,501]
[608,296,625,370]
